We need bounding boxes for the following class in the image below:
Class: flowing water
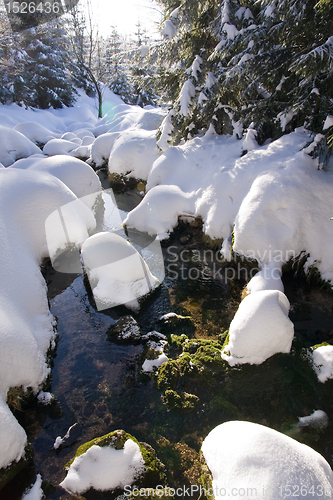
[3,180,333,499]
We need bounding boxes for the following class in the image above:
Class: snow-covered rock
[10,155,101,209]
[298,410,328,429]
[222,290,294,365]
[124,185,196,236]
[108,128,160,180]
[43,138,78,156]
[246,266,284,294]
[89,132,120,167]
[142,340,168,372]
[13,121,57,144]
[81,232,161,311]
[201,421,333,499]
[0,125,41,166]
[312,345,333,383]
[60,437,145,495]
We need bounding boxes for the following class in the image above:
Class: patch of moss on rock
[0,445,33,491]
[65,430,166,488]
[312,342,332,350]
[108,173,140,194]
[163,389,200,413]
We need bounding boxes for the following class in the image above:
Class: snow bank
[60,439,145,494]
[81,232,160,311]
[43,138,78,156]
[222,290,294,365]
[0,167,97,470]
[125,129,333,285]
[312,345,333,383]
[89,132,120,167]
[0,126,41,166]
[201,421,333,499]
[13,122,57,145]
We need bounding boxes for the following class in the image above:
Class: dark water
[3,187,333,499]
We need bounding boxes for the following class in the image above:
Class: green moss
[312,341,331,350]
[163,389,200,413]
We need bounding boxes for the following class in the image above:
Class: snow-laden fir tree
[154,0,333,156]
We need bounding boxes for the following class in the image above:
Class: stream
[3,177,333,499]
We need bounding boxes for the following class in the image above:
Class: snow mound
[0,125,41,166]
[13,121,57,145]
[247,266,284,294]
[43,138,78,156]
[222,290,294,365]
[81,232,160,311]
[312,345,333,383]
[201,421,333,499]
[124,185,196,235]
[60,439,145,494]
[10,155,101,209]
[89,132,120,167]
[108,128,161,180]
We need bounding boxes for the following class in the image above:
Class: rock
[107,316,142,342]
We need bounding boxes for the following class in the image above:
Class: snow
[157,109,175,151]
[162,19,176,39]
[178,80,196,116]
[0,166,97,469]
[246,266,284,294]
[124,185,196,236]
[201,421,333,499]
[298,410,328,429]
[312,345,333,383]
[37,391,54,404]
[108,128,160,180]
[13,121,57,144]
[43,138,78,156]
[204,72,217,89]
[21,474,44,500]
[60,439,145,494]
[323,115,333,130]
[186,55,203,80]
[0,125,41,166]
[142,340,168,372]
[223,23,239,40]
[278,110,295,132]
[89,132,120,167]
[264,2,275,17]
[81,232,161,311]
[54,423,78,449]
[222,290,294,365]
[242,125,258,151]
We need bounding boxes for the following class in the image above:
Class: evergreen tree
[154,0,333,157]
[19,21,76,109]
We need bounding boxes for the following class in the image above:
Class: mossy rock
[0,445,33,491]
[162,389,200,413]
[108,173,138,193]
[158,313,196,336]
[65,430,166,488]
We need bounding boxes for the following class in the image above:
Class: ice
[60,439,145,494]
[201,421,333,499]
[222,290,294,365]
